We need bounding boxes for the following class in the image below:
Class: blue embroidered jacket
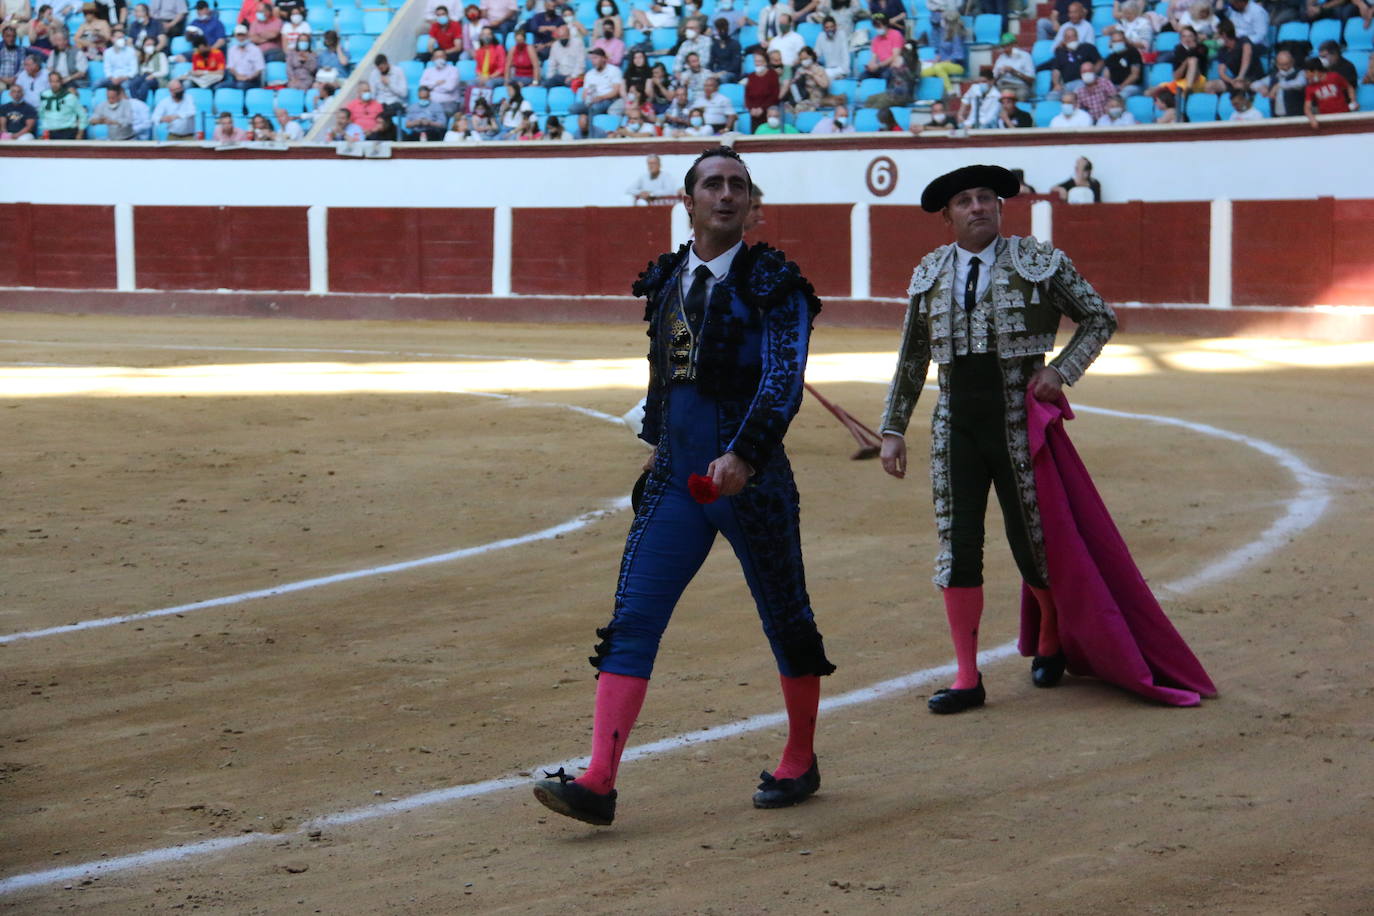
[633,242,823,472]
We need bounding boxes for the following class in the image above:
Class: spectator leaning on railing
[151,74,194,136]
[1252,48,1304,116]
[39,67,86,136]
[1303,56,1356,129]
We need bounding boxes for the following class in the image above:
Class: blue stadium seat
[214,87,245,113]
[308,6,335,29]
[1091,5,1116,28]
[1154,31,1179,54]
[736,112,750,132]
[1275,21,1308,45]
[87,60,104,85]
[401,59,424,87]
[798,22,821,45]
[1126,93,1155,123]
[1184,92,1217,122]
[276,87,307,113]
[1359,84,1374,110]
[973,13,1002,44]
[737,25,757,48]
[171,60,192,78]
[916,75,946,101]
[1147,61,1173,85]
[795,110,824,132]
[362,9,391,34]
[1346,18,1374,50]
[855,77,886,102]
[65,12,82,34]
[346,33,373,59]
[523,85,548,111]
[546,85,575,114]
[78,87,92,108]
[1035,69,1052,96]
[852,48,872,73]
[1253,95,1272,117]
[1308,18,1341,48]
[170,35,192,56]
[491,84,507,105]
[245,87,276,115]
[187,86,213,114]
[1346,50,1370,79]
[853,107,883,131]
[718,81,745,108]
[265,60,288,86]
[87,123,109,139]
[649,27,677,50]
[335,6,364,31]
[457,59,477,81]
[1032,98,1060,126]
[415,33,430,56]
[1030,37,1054,64]
[218,9,237,31]
[592,112,621,133]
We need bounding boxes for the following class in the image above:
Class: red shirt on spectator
[238,0,271,26]
[430,20,463,53]
[1304,72,1351,114]
[476,43,505,80]
[745,68,779,111]
[345,97,383,131]
[508,42,537,79]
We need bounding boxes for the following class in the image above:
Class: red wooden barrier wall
[745,204,853,298]
[135,206,310,291]
[328,208,494,294]
[0,203,116,289]
[868,200,1034,299]
[510,207,671,296]
[1234,198,1374,306]
[1330,199,1374,306]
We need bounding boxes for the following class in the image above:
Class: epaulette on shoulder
[908,245,954,298]
[632,243,691,319]
[1008,235,1064,283]
[740,242,822,319]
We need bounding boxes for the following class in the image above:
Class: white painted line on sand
[0,400,1331,896]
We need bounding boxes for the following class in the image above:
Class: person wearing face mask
[99,26,139,88]
[587,17,622,65]
[187,1,224,50]
[1315,39,1358,89]
[1303,56,1357,129]
[959,68,1002,129]
[399,83,443,139]
[125,3,165,53]
[1046,25,1098,100]
[186,30,225,86]
[505,27,540,84]
[712,0,744,36]
[1225,87,1263,120]
[223,23,264,87]
[524,0,562,60]
[283,29,314,88]
[125,34,167,99]
[1073,58,1116,120]
[427,3,462,56]
[703,17,740,82]
[367,53,407,118]
[811,100,854,132]
[765,11,802,67]
[277,7,308,49]
[754,0,796,44]
[150,75,194,136]
[420,46,462,109]
[911,98,958,132]
[246,1,282,61]
[1094,92,1136,126]
[545,22,585,85]
[812,15,849,79]
[743,50,778,129]
[146,0,187,40]
[1100,25,1142,98]
[1048,89,1093,127]
[753,102,797,132]
[592,0,621,37]
[343,83,381,132]
[784,48,841,110]
[675,14,712,70]
[1204,19,1264,95]
[1251,48,1305,117]
[696,74,736,130]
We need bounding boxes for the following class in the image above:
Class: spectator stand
[304,0,424,141]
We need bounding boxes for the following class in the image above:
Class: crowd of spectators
[1,0,1371,141]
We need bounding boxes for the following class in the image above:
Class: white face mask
[290,13,302,23]
[1082,71,1096,84]
[600,4,611,12]
[1061,102,1075,115]
[766,115,780,127]
[1107,106,1123,117]
[115,36,127,47]
[689,114,703,126]
[754,65,767,75]
[144,44,155,53]
[297,39,308,50]
[255,11,266,20]
[1111,41,1126,52]
[1066,40,1080,50]
[361,91,371,101]
[684,28,697,39]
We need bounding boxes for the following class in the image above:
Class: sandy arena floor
[1,312,1372,914]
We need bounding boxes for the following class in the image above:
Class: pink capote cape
[1018,390,1217,706]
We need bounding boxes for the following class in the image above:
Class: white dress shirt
[681,238,743,303]
[952,237,997,308]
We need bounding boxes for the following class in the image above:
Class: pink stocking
[773,674,820,780]
[943,586,984,690]
[574,672,649,795]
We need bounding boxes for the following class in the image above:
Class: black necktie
[964,257,981,313]
[685,264,712,329]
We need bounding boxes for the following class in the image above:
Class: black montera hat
[920,164,1020,213]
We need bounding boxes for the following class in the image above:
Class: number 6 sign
[865,156,898,197]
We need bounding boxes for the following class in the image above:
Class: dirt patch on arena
[2,313,1372,914]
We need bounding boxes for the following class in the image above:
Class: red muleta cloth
[1018,390,1218,706]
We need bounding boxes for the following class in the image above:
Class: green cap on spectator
[1000,31,1017,44]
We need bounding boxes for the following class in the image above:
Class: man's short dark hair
[435,4,448,11]
[1318,39,1340,54]
[684,145,750,195]
[714,16,728,31]
[822,15,835,24]
[375,53,388,64]
[1216,18,1234,38]
[1303,56,1325,72]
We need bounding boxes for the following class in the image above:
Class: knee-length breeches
[590,384,833,679]
[937,353,1048,590]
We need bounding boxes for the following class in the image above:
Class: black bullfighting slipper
[752,755,820,809]
[1032,651,1067,688]
[927,674,986,714]
[532,768,617,826]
